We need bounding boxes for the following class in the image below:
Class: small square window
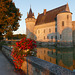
[62,21,64,26]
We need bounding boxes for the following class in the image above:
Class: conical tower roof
[27,7,34,18]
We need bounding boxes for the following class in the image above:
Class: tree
[12,34,27,40]
[0,0,21,40]
[5,31,13,39]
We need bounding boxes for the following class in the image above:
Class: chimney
[44,9,46,15]
[38,13,39,16]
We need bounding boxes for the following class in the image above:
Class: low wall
[36,41,74,47]
[36,41,55,47]
[2,45,75,75]
[2,45,13,64]
[57,42,73,47]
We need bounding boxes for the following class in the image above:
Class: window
[55,36,57,39]
[52,50,53,54]
[44,29,45,33]
[44,50,45,53]
[55,28,57,32]
[67,15,69,19]
[60,34,62,39]
[51,36,53,39]
[44,36,45,39]
[62,21,64,26]
[49,29,51,32]
[47,36,49,39]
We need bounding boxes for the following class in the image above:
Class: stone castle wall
[57,12,72,42]
[72,21,75,45]
[34,22,56,42]
[25,18,36,39]
[25,11,75,47]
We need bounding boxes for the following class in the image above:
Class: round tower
[25,7,36,39]
[57,11,73,45]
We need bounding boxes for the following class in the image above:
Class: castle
[25,3,75,46]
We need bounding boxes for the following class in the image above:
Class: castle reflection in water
[36,47,75,71]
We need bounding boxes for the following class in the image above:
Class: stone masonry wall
[72,21,75,45]
[34,22,56,42]
[25,18,36,39]
[2,45,75,75]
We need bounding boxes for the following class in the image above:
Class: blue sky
[13,0,75,34]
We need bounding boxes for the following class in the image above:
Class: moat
[36,46,75,71]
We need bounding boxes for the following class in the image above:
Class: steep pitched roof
[27,8,34,18]
[35,3,70,25]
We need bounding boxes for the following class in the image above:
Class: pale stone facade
[34,22,56,42]
[25,3,75,46]
[57,12,72,42]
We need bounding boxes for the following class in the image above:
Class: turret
[57,3,73,46]
[25,7,36,39]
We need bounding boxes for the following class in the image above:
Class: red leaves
[11,37,37,69]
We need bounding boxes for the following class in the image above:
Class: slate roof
[27,8,34,18]
[35,3,70,25]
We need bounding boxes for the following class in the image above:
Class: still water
[36,47,75,71]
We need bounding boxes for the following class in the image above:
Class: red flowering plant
[11,37,37,69]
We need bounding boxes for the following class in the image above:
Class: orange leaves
[0,0,21,36]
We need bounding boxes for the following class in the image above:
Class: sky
[13,0,75,34]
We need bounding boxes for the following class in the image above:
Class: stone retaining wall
[2,45,75,75]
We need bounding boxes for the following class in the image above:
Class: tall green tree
[0,0,21,40]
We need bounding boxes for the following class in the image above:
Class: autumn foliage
[11,37,37,69]
[0,0,21,40]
